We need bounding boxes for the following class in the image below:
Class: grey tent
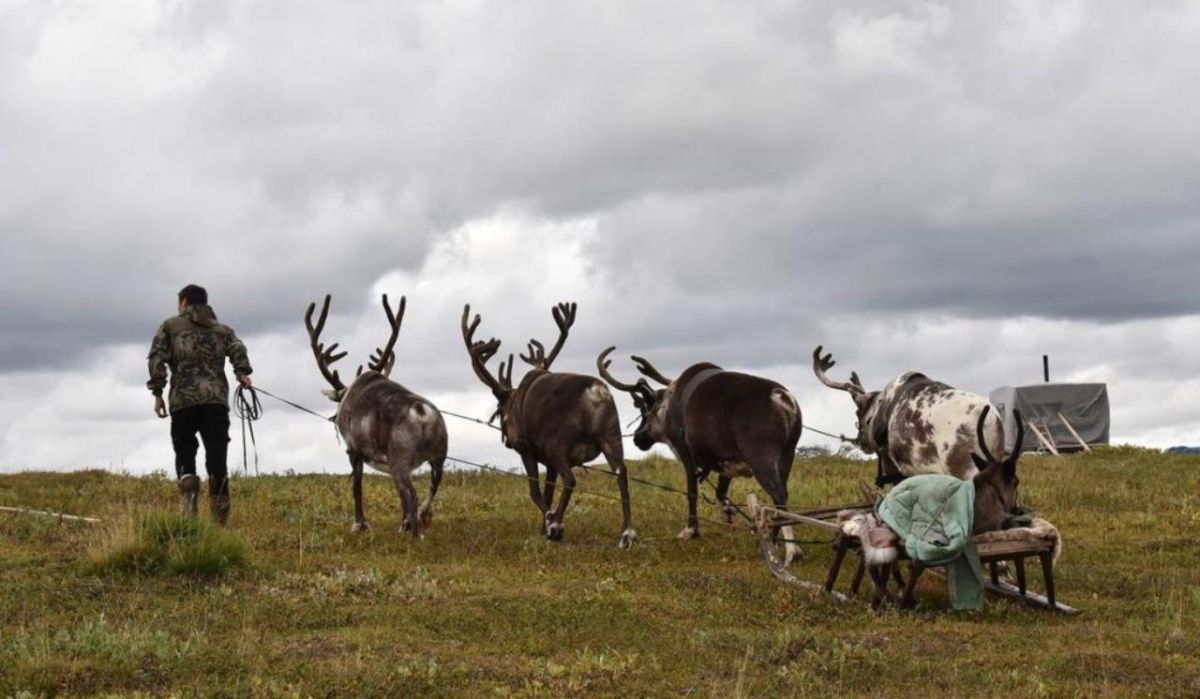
[989,384,1110,454]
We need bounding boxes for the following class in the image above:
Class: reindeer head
[597,348,674,450]
[812,345,879,449]
[970,405,1023,534]
[461,302,576,448]
[304,293,406,402]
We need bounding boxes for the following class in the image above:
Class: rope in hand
[234,385,337,477]
[233,385,262,476]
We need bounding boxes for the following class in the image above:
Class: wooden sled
[746,494,1078,615]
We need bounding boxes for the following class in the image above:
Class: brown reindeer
[305,294,448,536]
[597,349,804,564]
[968,406,1024,534]
[461,302,637,548]
[895,406,1026,608]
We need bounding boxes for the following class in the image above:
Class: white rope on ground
[0,506,102,523]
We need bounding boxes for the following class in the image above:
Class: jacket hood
[182,304,219,328]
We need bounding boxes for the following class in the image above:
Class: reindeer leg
[545,465,574,542]
[715,475,736,524]
[389,457,420,538]
[758,461,801,566]
[542,466,559,519]
[869,564,890,611]
[901,562,925,609]
[677,462,702,540]
[519,453,547,533]
[418,455,444,531]
[349,453,369,532]
[602,440,637,549]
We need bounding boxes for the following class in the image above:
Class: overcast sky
[2,0,1198,475]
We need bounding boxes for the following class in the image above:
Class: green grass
[1,447,1198,697]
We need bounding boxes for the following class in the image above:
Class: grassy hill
[1,448,1198,697]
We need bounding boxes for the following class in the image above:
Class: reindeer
[812,346,1006,486]
[892,406,1025,608]
[460,302,637,548]
[305,294,448,536]
[597,349,804,565]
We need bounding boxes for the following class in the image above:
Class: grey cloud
[6,2,1198,375]
[2,1,1200,468]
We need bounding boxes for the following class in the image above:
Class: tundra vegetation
[1,448,1198,697]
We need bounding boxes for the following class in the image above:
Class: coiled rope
[234,385,336,477]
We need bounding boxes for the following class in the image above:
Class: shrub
[87,510,247,577]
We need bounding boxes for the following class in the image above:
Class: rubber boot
[179,474,200,517]
[211,493,231,526]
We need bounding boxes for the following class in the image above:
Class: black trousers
[170,404,231,496]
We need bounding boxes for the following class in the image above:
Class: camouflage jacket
[147,305,253,413]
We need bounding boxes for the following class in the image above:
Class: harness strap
[669,367,724,444]
[510,371,553,445]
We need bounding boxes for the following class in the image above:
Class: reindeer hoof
[351,521,370,533]
[546,523,565,541]
[676,526,700,540]
[619,528,639,549]
[722,508,737,525]
[784,544,804,567]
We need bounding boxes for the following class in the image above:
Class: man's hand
[154,395,168,419]
[237,374,253,389]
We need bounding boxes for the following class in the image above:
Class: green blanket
[876,474,984,611]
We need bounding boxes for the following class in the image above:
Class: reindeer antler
[461,304,512,396]
[597,347,638,392]
[366,294,405,377]
[812,345,865,395]
[976,405,998,462]
[304,295,348,392]
[1007,409,1025,467]
[631,354,673,386]
[520,302,577,370]
[597,347,656,405]
[975,406,1025,471]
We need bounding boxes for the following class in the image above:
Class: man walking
[147,284,253,524]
